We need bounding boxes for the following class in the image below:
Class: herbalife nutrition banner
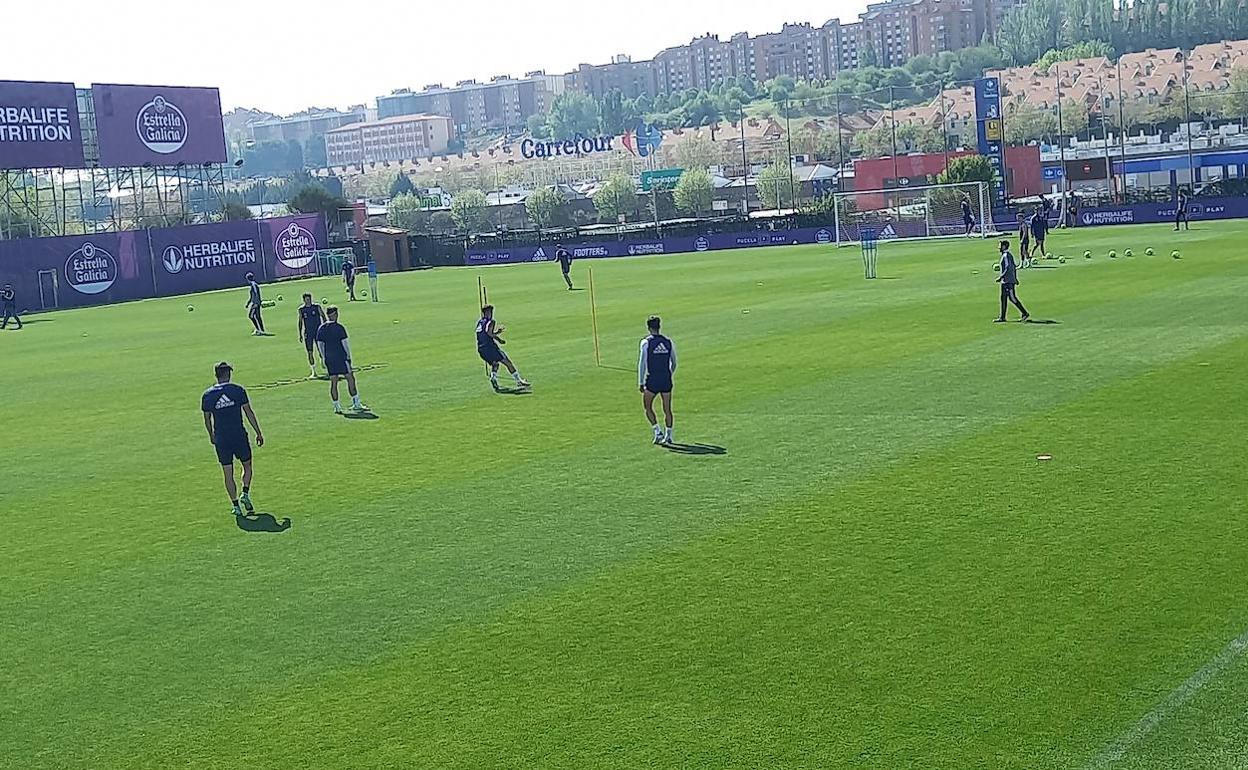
[91,83,228,167]
[0,80,86,169]
[0,214,326,312]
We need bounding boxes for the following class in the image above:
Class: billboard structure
[1,80,232,241]
[0,80,86,170]
[91,84,228,167]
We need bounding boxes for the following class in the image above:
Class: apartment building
[326,114,453,167]
[249,108,367,145]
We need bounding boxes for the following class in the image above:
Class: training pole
[588,267,602,367]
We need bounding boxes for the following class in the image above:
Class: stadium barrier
[1072,197,1248,227]
[469,226,856,266]
[0,214,327,312]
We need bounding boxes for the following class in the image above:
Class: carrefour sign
[521,134,615,159]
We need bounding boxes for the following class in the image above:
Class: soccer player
[201,361,265,517]
[555,244,573,290]
[1029,207,1049,260]
[1175,188,1190,231]
[1,283,22,330]
[961,195,977,237]
[297,293,327,378]
[245,272,266,336]
[639,315,677,445]
[476,304,530,392]
[1017,213,1032,268]
[995,240,1030,324]
[316,306,367,414]
[342,257,358,301]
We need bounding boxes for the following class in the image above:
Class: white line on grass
[1082,625,1248,769]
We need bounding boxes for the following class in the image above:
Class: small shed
[364,226,411,272]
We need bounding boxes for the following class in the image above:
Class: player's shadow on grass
[1024,318,1061,325]
[342,411,381,420]
[665,443,728,456]
[494,387,533,396]
[569,287,588,292]
[235,513,291,533]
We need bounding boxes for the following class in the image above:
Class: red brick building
[851,146,1043,208]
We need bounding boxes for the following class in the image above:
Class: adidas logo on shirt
[215,395,236,410]
[653,343,669,354]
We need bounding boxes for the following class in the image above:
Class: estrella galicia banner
[974,76,1007,202]
[91,83,228,167]
[0,231,149,310]
[0,215,326,314]
[259,214,327,279]
[0,80,86,169]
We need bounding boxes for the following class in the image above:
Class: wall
[0,214,326,314]
[852,147,1043,207]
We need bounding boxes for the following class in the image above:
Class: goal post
[833,181,996,247]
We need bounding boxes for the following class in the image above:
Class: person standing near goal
[639,316,677,445]
[1029,208,1049,260]
[995,240,1030,324]
[1017,214,1032,268]
[1175,189,1190,231]
[961,194,978,237]
[1,283,23,330]
[245,272,267,336]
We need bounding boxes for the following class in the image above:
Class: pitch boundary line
[1081,624,1248,769]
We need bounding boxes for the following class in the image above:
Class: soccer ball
[277,295,284,302]
[1045,252,1054,260]
[1059,257,1066,264]
[321,298,328,305]
[1172,250,1182,259]
[1124,249,1134,257]
[993,263,1001,272]
[1146,248,1156,256]
[1084,250,1092,259]
[1109,250,1118,259]
[187,305,194,312]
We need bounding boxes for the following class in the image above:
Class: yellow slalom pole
[588,267,602,368]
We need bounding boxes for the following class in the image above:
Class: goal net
[831,181,994,247]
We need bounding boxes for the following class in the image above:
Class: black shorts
[1001,282,1019,296]
[645,378,673,395]
[479,345,507,365]
[326,358,351,377]
[214,435,252,467]
[304,331,319,352]
[559,262,571,274]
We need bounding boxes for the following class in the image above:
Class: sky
[5,0,862,115]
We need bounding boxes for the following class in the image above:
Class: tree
[387,192,426,230]
[303,135,327,168]
[1034,40,1113,70]
[546,92,600,139]
[673,134,719,170]
[450,189,490,233]
[593,173,639,221]
[1222,68,1248,121]
[756,160,796,210]
[937,154,996,186]
[222,200,254,221]
[525,186,567,229]
[1059,98,1090,137]
[1005,102,1059,144]
[673,168,714,215]
[390,173,416,198]
[288,184,349,229]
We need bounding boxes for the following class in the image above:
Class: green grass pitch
[2,222,1247,769]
